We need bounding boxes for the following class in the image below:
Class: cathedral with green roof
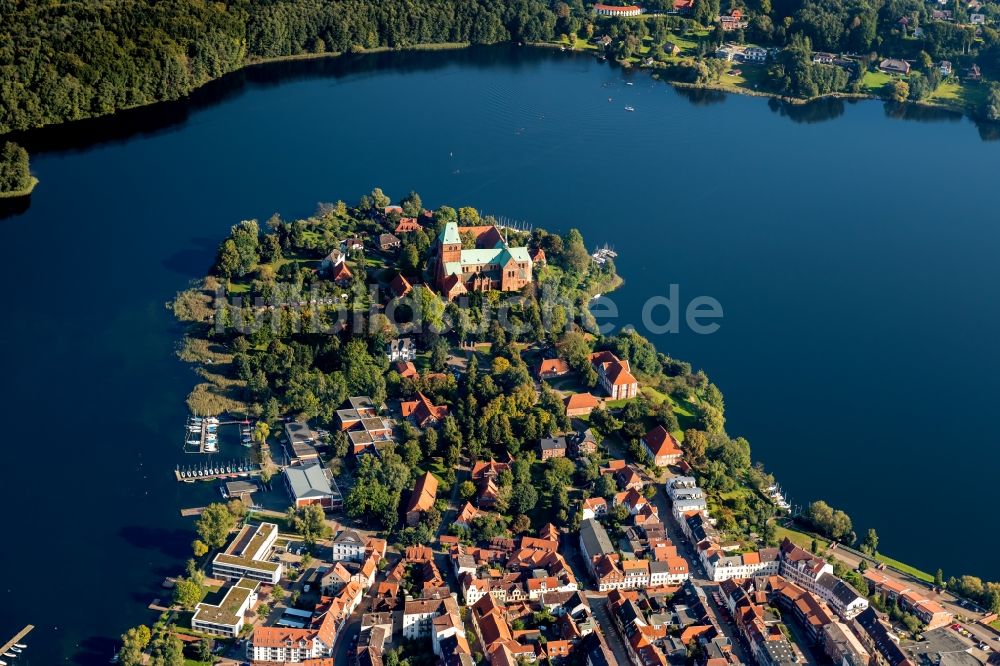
[433,222,534,300]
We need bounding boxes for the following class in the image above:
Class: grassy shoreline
[776,522,935,584]
[0,176,38,199]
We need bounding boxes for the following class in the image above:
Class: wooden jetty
[0,624,34,658]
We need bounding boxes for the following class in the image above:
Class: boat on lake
[624,105,635,112]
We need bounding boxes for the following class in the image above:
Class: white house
[386,337,416,362]
[330,529,367,562]
[403,597,447,640]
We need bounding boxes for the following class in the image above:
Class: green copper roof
[439,222,461,245]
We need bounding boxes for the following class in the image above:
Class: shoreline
[536,40,981,120]
[0,39,989,155]
[0,177,38,199]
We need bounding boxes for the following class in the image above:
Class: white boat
[624,105,635,112]
[186,440,199,446]
[626,81,634,86]
[14,645,26,649]
[1,659,8,665]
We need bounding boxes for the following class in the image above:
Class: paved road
[332,607,364,666]
[587,592,633,666]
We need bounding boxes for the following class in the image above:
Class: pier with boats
[174,458,259,483]
[0,625,32,666]
[183,415,255,454]
[767,483,794,512]
[591,244,618,266]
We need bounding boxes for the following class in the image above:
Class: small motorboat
[624,106,635,112]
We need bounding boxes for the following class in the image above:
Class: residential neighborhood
[140,190,1000,666]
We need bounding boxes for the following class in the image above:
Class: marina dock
[0,624,34,660]
[183,416,253,455]
[174,458,259,483]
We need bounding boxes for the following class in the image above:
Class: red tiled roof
[329,261,352,282]
[565,392,600,410]
[538,358,571,376]
[644,425,683,457]
[401,392,449,427]
[395,360,418,379]
[405,472,439,515]
[389,273,412,298]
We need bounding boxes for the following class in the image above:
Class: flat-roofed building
[283,420,321,464]
[192,578,260,636]
[212,522,282,584]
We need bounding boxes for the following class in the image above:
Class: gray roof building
[579,518,615,561]
[284,463,341,507]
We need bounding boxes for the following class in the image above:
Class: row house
[607,589,670,666]
[250,584,360,662]
[402,595,453,641]
[667,476,704,501]
[863,570,952,629]
[705,548,781,582]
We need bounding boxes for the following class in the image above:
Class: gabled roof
[590,350,637,386]
[389,273,412,298]
[395,217,422,233]
[405,472,439,515]
[285,463,335,500]
[538,358,571,375]
[565,392,600,411]
[395,360,418,379]
[401,392,449,427]
[329,261,352,282]
[644,425,683,458]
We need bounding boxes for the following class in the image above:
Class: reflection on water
[975,121,1000,141]
[767,96,847,123]
[882,100,963,123]
[673,86,729,106]
[0,193,31,220]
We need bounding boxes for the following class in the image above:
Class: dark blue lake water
[1,45,997,663]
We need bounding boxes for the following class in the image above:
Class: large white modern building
[192,578,259,637]
[212,522,283,585]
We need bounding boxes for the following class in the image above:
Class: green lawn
[861,70,894,93]
[774,524,830,551]
[925,79,988,115]
[989,619,1000,631]
[873,553,934,583]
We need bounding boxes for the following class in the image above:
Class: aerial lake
[1,45,997,664]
